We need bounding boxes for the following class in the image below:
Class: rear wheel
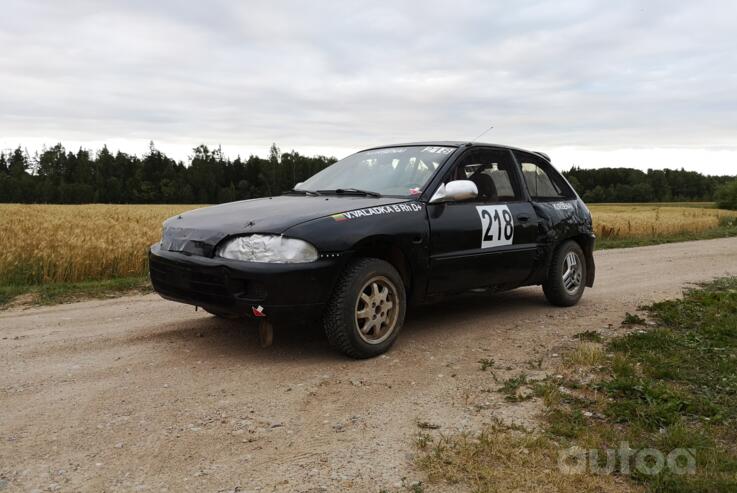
[324,258,406,358]
[543,240,586,307]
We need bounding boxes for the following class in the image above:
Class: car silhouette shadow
[147,286,556,362]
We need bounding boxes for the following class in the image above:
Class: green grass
[622,312,647,325]
[0,285,28,307]
[0,276,151,310]
[575,330,604,343]
[545,278,737,491]
[478,357,495,371]
[498,374,530,401]
[417,278,737,492]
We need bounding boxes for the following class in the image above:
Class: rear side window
[514,152,573,200]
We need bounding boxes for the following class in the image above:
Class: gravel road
[2,238,737,492]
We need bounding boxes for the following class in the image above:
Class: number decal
[481,209,493,241]
[476,205,514,249]
[503,209,513,239]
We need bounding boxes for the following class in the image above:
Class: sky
[1,0,736,175]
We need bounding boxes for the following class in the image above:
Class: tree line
[0,143,335,204]
[0,143,734,204]
[562,166,734,203]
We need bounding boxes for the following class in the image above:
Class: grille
[150,255,234,306]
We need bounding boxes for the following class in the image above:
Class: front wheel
[323,258,406,358]
[543,240,586,307]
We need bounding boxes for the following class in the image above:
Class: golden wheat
[0,204,192,285]
[589,204,735,239]
[0,203,735,286]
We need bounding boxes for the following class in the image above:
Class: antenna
[470,123,494,144]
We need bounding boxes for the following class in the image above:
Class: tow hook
[258,320,273,348]
[251,305,273,347]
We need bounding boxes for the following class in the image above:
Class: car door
[426,147,539,294]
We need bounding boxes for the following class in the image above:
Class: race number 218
[476,205,514,249]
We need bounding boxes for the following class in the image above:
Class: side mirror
[429,180,478,204]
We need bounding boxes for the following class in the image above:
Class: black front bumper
[149,244,345,323]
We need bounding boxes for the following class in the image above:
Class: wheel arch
[568,233,596,287]
[349,235,413,294]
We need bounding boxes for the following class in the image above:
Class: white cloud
[1,0,735,173]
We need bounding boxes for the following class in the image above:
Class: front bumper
[149,244,345,323]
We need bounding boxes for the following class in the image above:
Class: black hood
[161,195,414,256]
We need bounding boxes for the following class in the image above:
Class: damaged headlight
[216,234,319,263]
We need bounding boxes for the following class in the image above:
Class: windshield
[298,145,457,197]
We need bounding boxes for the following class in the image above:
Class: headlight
[216,234,318,263]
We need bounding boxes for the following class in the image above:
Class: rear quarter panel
[529,198,596,286]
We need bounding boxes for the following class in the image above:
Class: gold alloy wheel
[354,275,399,344]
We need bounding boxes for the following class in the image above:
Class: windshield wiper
[287,188,322,196]
[319,188,381,197]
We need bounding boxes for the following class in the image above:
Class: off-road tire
[543,240,586,307]
[324,258,406,359]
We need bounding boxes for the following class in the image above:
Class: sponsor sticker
[552,202,574,211]
[421,146,454,155]
[364,147,408,155]
[332,202,423,221]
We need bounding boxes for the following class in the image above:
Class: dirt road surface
[2,238,737,492]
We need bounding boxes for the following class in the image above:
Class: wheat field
[0,204,193,285]
[0,203,735,286]
[588,204,736,240]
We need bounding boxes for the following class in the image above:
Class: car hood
[160,195,415,256]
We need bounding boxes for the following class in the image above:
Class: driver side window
[447,149,521,203]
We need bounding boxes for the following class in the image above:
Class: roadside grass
[622,312,647,325]
[596,223,737,250]
[416,421,637,492]
[563,342,606,367]
[0,276,151,310]
[575,329,604,343]
[416,278,737,492]
[0,285,28,308]
[478,357,495,372]
[498,374,532,402]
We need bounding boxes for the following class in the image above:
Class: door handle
[516,214,531,223]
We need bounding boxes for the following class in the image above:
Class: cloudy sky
[2,0,736,174]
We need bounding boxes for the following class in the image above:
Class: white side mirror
[429,180,478,204]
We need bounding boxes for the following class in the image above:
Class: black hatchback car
[150,142,595,358]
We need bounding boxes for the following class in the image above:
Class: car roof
[360,141,551,162]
